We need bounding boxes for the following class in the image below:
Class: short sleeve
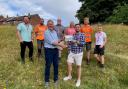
[17,24,22,31]
[31,25,33,31]
[103,32,107,38]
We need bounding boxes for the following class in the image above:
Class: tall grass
[0,24,128,89]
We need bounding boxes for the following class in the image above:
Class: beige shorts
[67,52,83,66]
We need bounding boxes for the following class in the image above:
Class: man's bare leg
[86,50,91,64]
[67,62,72,77]
[100,55,105,68]
[77,65,81,81]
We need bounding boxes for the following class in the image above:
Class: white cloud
[0,0,81,26]
[0,2,16,17]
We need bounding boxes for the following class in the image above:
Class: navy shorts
[85,42,92,51]
[94,45,105,55]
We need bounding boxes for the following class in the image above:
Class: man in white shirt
[94,24,107,68]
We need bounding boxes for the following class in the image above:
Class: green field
[0,24,128,89]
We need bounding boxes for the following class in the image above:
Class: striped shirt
[69,32,85,54]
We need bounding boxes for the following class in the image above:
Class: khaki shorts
[67,52,83,66]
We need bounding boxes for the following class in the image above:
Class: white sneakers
[63,76,72,81]
[63,76,81,87]
[76,80,81,87]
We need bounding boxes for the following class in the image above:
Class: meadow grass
[0,24,128,89]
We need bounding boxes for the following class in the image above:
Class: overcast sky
[0,0,81,26]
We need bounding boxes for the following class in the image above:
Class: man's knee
[77,65,81,68]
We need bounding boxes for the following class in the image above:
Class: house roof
[0,14,40,25]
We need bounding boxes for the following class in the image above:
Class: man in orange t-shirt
[34,18,47,59]
[81,17,93,64]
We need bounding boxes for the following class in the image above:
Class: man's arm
[103,37,107,46]
[34,25,38,32]
[31,30,34,42]
[44,31,66,48]
[100,34,107,48]
[16,30,23,43]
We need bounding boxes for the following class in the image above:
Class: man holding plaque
[63,24,85,87]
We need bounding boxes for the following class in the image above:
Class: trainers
[54,81,58,89]
[29,58,34,63]
[76,80,81,87]
[21,59,25,64]
[44,82,49,88]
[100,64,104,68]
[86,59,90,65]
[63,76,72,81]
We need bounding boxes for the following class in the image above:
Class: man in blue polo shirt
[16,16,34,64]
[44,20,66,88]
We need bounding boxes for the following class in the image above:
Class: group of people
[16,16,107,88]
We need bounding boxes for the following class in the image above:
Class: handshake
[57,41,67,51]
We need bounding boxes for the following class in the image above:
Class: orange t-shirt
[81,24,93,42]
[34,24,47,40]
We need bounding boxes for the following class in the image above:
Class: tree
[76,0,128,23]
[6,15,9,18]
[0,15,4,19]
[106,4,128,24]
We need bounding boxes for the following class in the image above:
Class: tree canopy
[76,0,128,23]
[106,4,128,24]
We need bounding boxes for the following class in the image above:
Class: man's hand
[76,41,80,44]
[53,40,67,48]
[57,46,63,51]
[53,41,59,45]
[16,30,23,43]
[31,38,34,43]
[20,39,23,43]
[32,40,33,43]
[59,43,67,48]
[100,45,104,48]
[72,40,80,45]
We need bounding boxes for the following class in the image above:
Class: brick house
[0,14,41,26]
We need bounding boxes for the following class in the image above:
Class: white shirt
[95,31,107,45]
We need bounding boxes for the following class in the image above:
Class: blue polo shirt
[44,29,59,48]
[17,22,33,42]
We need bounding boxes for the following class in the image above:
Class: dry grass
[0,24,128,89]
